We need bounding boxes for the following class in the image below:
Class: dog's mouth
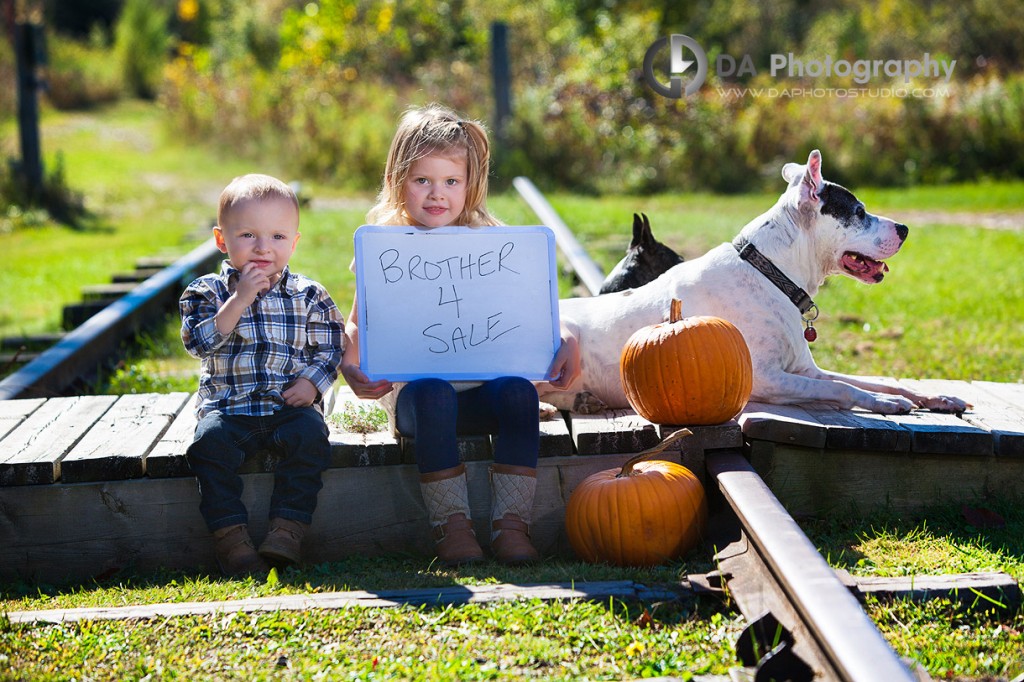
[841,251,890,283]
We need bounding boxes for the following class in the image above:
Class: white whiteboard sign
[354,225,560,381]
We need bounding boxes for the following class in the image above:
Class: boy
[180,174,344,576]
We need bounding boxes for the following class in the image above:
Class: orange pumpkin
[565,429,707,567]
[620,298,752,425]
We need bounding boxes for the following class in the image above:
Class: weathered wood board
[570,409,661,455]
[738,402,827,448]
[901,379,1024,457]
[0,453,648,583]
[750,441,1024,516]
[8,580,686,624]
[800,404,912,452]
[144,396,198,478]
[0,395,118,485]
[0,398,45,440]
[60,392,191,483]
[882,407,992,456]
[835,569,1021,610]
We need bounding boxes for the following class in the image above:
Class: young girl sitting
[341,104,580,566]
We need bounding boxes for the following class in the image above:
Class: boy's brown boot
[420,464,485,566]
[258,518,308,566]
[489,464,541,565]
[213,524,269,577]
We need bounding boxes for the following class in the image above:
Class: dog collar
[733,237,819,342]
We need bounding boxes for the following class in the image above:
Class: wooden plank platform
[1,378,1022,582]
[741,379,1024,515]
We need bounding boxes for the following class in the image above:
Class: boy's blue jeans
[395,376,540,473]
[187,407,331,532]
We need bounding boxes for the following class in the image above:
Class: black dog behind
[598,213,684,294]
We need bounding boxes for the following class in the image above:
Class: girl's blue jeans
[395,377,540,473]
[187,406,331,532]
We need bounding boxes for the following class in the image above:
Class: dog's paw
[539,401,560,421]
[917,394,971,414]
[870,394,917,415]
[573,391,608,415]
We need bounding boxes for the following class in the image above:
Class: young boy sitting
[180,174,345,576]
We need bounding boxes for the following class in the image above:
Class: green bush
[114,0,171,100]
[46,28,124,109]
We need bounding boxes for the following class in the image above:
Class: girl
[341,104,580,566]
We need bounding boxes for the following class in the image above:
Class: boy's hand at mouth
[237,261,273,301]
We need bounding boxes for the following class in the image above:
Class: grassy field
[2,101,1023,680]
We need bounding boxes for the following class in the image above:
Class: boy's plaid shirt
[180,261,345,419]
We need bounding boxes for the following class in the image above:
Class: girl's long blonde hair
[367,104,501,227]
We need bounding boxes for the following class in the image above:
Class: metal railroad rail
[513,176,606,297]
[704,451,924,681]
[514,180,928,681]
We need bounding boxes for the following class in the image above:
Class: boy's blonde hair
[218,174,300,226]
[367,104,501,227]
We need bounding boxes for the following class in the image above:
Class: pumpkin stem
[670,298,682,323]
[617,427,693,477]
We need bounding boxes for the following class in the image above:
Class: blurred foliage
[114,0,171,99]
[154,0,1024,193]
[5,0,1024,193]
[45,26,123,109]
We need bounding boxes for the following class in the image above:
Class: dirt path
[894,210,1024,231]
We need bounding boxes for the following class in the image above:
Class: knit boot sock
[489,464,540,565]
[419,464,485,566]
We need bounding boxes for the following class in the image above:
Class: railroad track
[0,239,221,401]
[513,177,931,681]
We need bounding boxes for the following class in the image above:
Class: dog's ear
[791,149,824,210]
[640,213,653,243]
[781,162,803,184]
[782,149,824,188]
[630,213,644,248]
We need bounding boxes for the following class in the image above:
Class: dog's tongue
[842,252,889,282]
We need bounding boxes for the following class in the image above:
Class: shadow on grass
[801,494,1024,577]
[2,154,112,233]
[0,550,724,628]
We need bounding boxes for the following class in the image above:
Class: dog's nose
[895,223,909,241]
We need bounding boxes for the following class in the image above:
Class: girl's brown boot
[419,464,485,566]
[489,464,540,565]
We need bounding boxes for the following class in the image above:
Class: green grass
[0,556,706,612]
[802,499,1024,678]
[0,599,742,681]
[1,557,743,680]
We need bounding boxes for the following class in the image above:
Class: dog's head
[782,150,908,284]
[599,213,684,294]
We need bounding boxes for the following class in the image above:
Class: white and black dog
[543,150,968,416]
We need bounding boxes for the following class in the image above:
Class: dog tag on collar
[802,304,819,343]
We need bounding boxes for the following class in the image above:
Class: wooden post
[490,21,511,141]
[14,20,45,199]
